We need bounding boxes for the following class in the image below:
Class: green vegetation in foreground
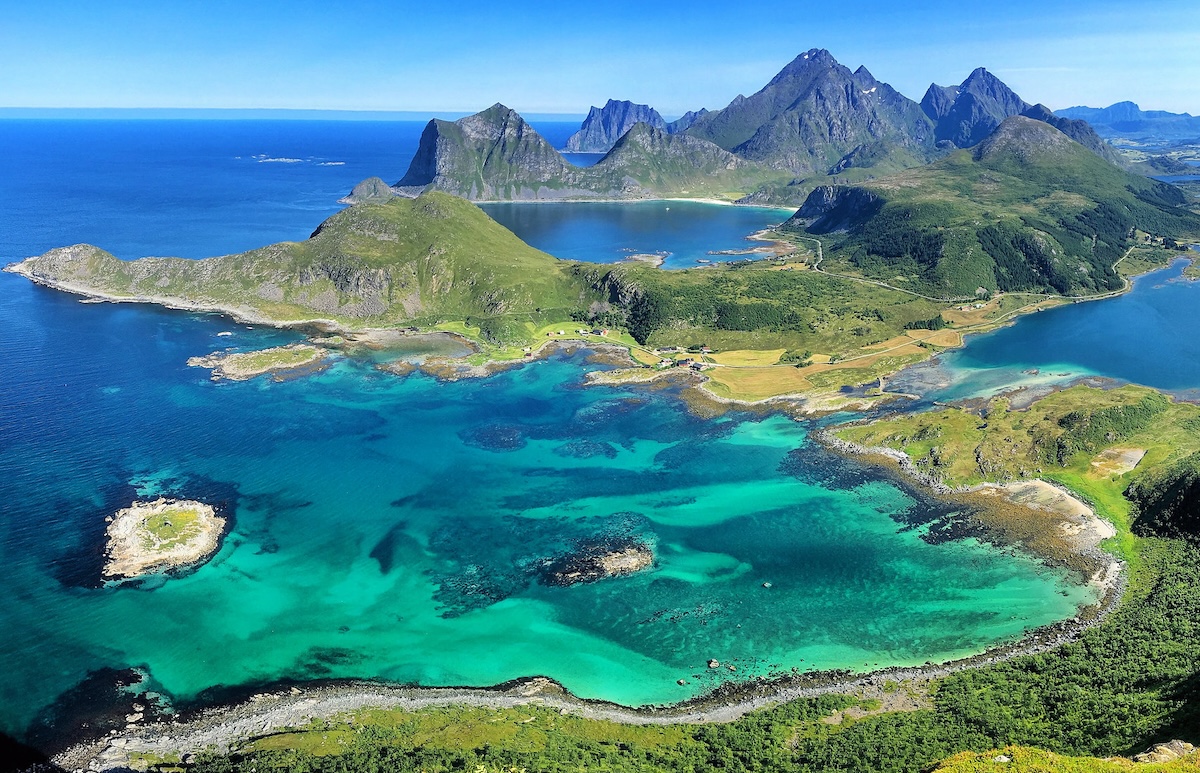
[931,745,1199,772]
[787,116,1200,299]
[169,539,1200,773]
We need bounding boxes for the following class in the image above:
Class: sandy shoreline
[472,195,797,213]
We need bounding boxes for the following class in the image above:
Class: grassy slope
[15,193,599,344]
[797,118,1200,299]
[835,384,1200,556]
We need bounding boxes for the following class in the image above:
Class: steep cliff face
[686,49,936,176]
[788,185,885,233]
[564,99,667,153]
[394,105,780,201]
[397,104,610,200]
[921,68,1030,148]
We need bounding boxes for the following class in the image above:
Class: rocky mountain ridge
[380,50,1138,204]
[564,99,667,153]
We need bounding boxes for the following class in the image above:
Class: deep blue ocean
[1,118,1191,744]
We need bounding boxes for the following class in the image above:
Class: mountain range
[385,49,1140,204]
[786,115,1198,297]
[1058,102,1200,141]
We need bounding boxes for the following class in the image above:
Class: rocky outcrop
[565,99,667,153]
[339,176,396,205]
[537,538,654,586]
[1133,740,1195,764]
[104,499,225,580]
[788,185,884,233]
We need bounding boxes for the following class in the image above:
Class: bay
[0,119,1096,739]
[891,258,1200,402]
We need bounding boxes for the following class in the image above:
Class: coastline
[54,425,1128,772]
[474,195,798,213]
[61,570,1126,773]
[11,244,1176,772]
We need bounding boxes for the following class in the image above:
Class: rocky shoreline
[103,499,226,580]
[58,573,1127,773]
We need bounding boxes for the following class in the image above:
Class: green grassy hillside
[788,117,1200,298]
[9,192,600,343]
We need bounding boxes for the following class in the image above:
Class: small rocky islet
[103,498,226,581]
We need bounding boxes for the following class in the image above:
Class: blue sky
[2,0,1197,116]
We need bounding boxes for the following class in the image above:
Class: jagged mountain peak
[565,99,666,153]
[853,65,878,86]
[766,48,840,86]
[920,67,1030,148]
[685,48,934,176]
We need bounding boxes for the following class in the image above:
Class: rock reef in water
[538,538,655,586]
[103,498,225,580]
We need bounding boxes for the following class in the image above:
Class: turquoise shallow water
[0,273,1095,737]
[890,258,1200,402]
[0,119,1100,741]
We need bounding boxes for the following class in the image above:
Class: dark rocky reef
[537,537,655,587]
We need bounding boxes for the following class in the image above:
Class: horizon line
[0,107,593,122]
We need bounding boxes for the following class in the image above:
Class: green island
[187,344,328,381]
[10,51,1200,773]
